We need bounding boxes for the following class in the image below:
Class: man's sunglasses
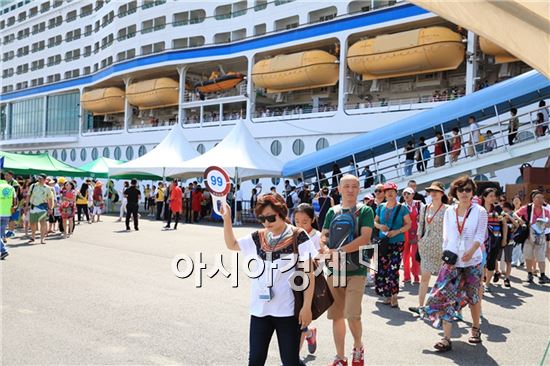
[457,187,473,193]
[257,214,277,223]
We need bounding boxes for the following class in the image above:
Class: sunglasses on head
[457,187,473,193]
[257,214,277,223]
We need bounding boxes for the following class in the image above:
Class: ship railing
[345,94,464,113]
[252,105,337,119]
[308,104,549,190]
[82,125,124,134]
[129,120,178,129]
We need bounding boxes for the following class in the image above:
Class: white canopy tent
[109,124,199,179]
[166,121,283,181]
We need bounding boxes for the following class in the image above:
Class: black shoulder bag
[291,229,334,321]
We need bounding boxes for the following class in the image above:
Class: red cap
[382,182,398,191]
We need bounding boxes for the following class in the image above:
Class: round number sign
[204,166,231,197]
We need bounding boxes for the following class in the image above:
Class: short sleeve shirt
[0,182,15,217]
[375,203,410,243]
[238,226,318,317]
[29,184,54,208]
[124,186,141,204]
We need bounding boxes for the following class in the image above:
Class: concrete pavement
[2,217,549,365]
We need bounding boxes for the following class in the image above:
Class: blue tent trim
[282,71,550,178]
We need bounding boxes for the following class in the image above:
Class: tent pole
[315,166,321,190]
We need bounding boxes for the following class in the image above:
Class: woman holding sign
[221,193,318,366]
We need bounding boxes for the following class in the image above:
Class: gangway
[282,71,550,191]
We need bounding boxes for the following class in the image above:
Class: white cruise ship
[0,0,536,188]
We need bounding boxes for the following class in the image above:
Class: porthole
[316,137,329,151]
[70,148,76,161]
[197,144,205,154]
[138,145,147,157]
[114,146,121,160]
[292,139,304,156]
[126,146,134,160]
[91,147,98,160]
[80,148,87,161]
[102,147,110,158]
[270,140,282,156]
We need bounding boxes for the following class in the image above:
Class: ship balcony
[344,93,464,115]
[252,105,337,122]
[1,130,78,147]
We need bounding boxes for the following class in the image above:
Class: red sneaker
[329,357,347,366]
[306,327,317,354]
[351,347,364,366]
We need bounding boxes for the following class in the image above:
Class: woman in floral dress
[409,181,448,314]
[420,176,487,352]
[60,181,77,239]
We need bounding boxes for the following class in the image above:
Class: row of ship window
[26,137,328,165]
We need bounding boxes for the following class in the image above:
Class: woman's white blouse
[442,204,488,268]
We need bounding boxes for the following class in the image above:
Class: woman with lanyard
[374,182,412,308]
[221,193,318,366]
[402,187,422,284]
[480,188,508,293]
[293,203,321,358]
[408,182,448,314]
[420,175,487,352]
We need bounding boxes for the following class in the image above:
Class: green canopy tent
[0,151,89,177]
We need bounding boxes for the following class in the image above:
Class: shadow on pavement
[422,342,499,365]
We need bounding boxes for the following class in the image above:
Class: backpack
[328,203,365,272]
[513,204,532,244]
[286,193,295,209]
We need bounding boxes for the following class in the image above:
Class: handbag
[291,229,334,321]
[441,250,458,265]
[374,204,402,257]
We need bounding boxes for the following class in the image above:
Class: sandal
[468,327,482,344]
[434,337,452,352]
[390,295,399,308]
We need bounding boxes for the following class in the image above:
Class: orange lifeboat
[194,71,245,94]
[479,37,518,64]
[252,50,339,93]
[126,78,179,110]
[347,27,465,80]
[81,87,125,115]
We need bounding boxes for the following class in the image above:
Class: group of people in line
[220,173,550,366]
[0,172,110,252]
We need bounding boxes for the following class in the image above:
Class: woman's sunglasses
[374,189,383,193]
[257,214,277,223]
[457,187,473,193]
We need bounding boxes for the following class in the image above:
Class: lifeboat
[479,37,518,64]
[252,50,339,93]
[194,71,245,94]
[126,78,179,110]
[81,87,125,115]
[347,27,465,80]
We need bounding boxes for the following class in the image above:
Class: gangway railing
[310,104,550,191]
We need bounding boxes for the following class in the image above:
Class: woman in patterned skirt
[374,182,411,308]
[408,181,448,314]
[420,176,487,352]
[60,181,77,239]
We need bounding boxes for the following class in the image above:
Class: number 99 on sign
[210,175,224,188]
[206,170,228,194]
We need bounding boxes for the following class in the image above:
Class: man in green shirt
[4,171,20,236]
[26,174,54,244]
[0,174,16,259]
[321,174,374,366]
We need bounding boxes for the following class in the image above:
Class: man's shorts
[327,275,366,320]
[523,238,547,262]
